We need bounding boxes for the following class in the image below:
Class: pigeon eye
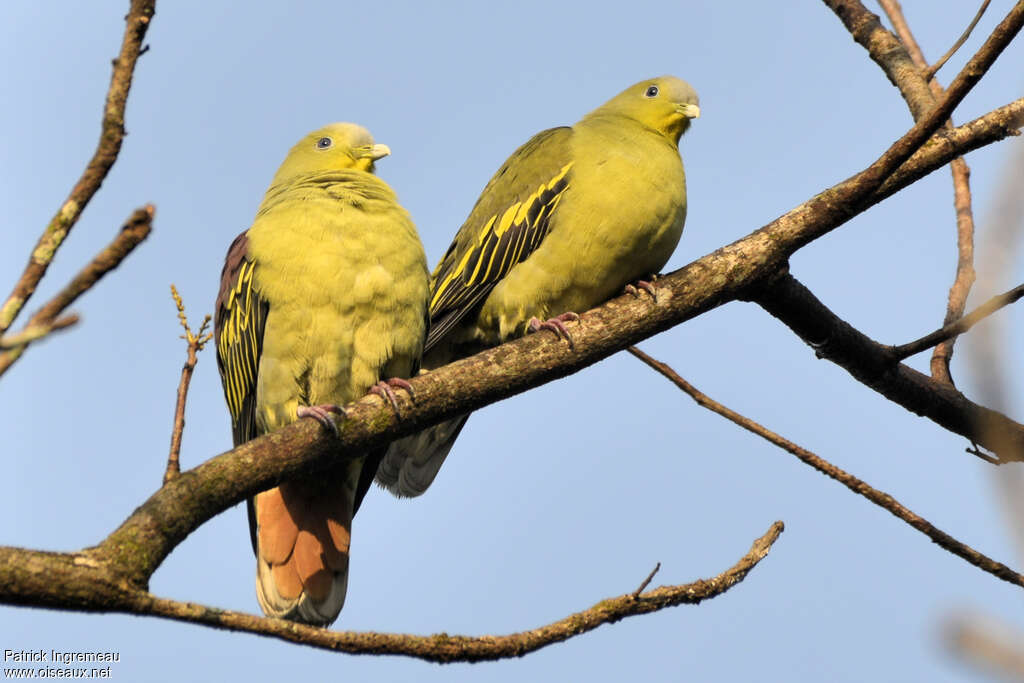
[316,137,333,150]
[644,85,659,98]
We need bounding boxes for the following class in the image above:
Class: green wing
[214,230,269,447]
[426,126,574,352]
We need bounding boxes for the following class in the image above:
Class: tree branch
[0,524,782,662]
[820,0,1024,210]
[871,0,980,384]
[0,314,78,350]
[930,156,979,384]
[0,205,154,377]
[924,0,992,81]
[826,0,936,118]
[753,273,1024,461]
[165,285,213,485]
[892,282,1024,360]
[126,523,781,662]
[0,0,155,336]
[631,563,661,599]
[627,347,1024,588]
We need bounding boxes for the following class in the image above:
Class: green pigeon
[379,76,699,497]
[215,122,429,625]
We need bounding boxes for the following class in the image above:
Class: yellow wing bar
[430,162,572,314]
[214,231,268,444]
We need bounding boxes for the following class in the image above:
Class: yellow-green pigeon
[378,76,699,497]
[214,122,429,625]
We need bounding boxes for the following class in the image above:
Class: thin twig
[876,0,981,385]
[0,205,154,377]
[628,346,1024,589]
[631,563,662,599]
[926,0,993,81]
[118,523,782,662]
[890,282,1024,360]
[931,159,978,384]
[165,285,213,485]
[0,314,79,350]
[879,0,991,81]
[0,0,156,336]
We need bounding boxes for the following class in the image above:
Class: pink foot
[370,377,416,415]
[528,312,580,348]
[297,403,345,437]
[624,277,659,303]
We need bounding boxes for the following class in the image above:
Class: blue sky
[2,1,1024,681]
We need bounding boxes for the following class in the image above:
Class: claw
[624,276,659,303]
[297,403,345,437]
[370,377,415,416]
[528,312,580,348]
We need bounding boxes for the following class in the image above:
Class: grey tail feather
[376,415,470,497]
[255,559,348,627]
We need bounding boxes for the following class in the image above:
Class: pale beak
[677,103,701,119]
[358,143,391,161]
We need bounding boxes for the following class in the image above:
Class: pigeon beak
[361,143,391,161]
[676,103,701,119]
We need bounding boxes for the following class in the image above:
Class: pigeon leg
[297,404,345,437]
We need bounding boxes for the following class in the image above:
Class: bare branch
[838,1,1024,209]
[32,205,155,324]
[627,347,1024,588]
[931,159,978,384]
[828,0,935,117]
[0,205,154,377]
[892,283,1024,360]
[874,0,981,384]
[0,0,156,336]
[876,98,1023,200]
[753,273,1024,462]
[0,525,782,661]
[165,285,213,485]
[631,563,661,599]
[926,0,993,81]
[94,523,779,661]
[0,314,79,350]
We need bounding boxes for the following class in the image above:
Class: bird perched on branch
[378,75,700,498]
[215,123,429,626]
